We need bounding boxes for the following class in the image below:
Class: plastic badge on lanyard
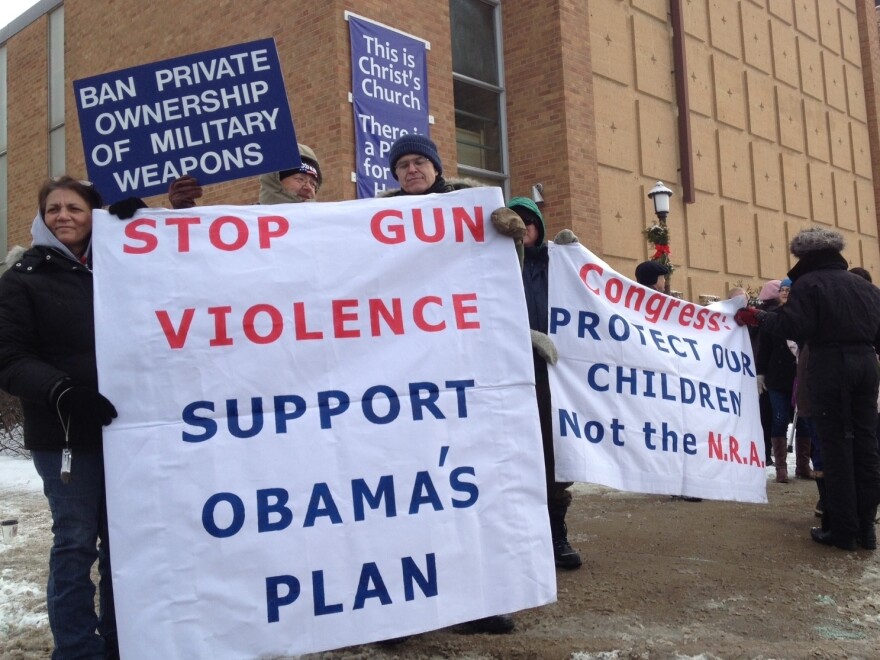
[61,447,72,483]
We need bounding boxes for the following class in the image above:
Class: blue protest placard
[348,14,430,198]
[74,38,299,203]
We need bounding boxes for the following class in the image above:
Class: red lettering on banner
[154,293,481,349]
[413,296,444,332]
[332,300,360,338]
[371,206,485,245]
[452,293,480,329]
[155,308,195,349]
[167,217,201,253]
[243,304,284,344]
[258,216,289,248]
[293,303,323,340]
[370,299,404,335]
[209,216,249,251]
[123,218,159,254]
[208,306,234,347]
[575,259,731,333]
[121,215,290,254]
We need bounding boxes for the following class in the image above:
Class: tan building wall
[591,0,880,299]
[3,0,880,301]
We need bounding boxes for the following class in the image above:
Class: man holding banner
[166,143,324,209]
[376,133,528,636]
[506,196,583,570]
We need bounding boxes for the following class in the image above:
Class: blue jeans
[32,450,116,659]
[768,388,793,437]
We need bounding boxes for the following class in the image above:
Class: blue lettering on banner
[549,307,702,361]
[181,379,476,441]
[582,363,741,415]
[265,553,438,622]
[200,467,479,538]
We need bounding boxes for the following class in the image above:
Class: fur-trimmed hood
[257,172,314,205]
[790,227,845,258]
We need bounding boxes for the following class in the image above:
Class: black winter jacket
[0,245,101,451]
[523,245,549,335]
[756,325,796,392]
[762,250,880,351]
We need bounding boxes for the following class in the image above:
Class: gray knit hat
[789,227,845,258]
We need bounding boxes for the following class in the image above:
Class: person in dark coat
[508,196,582,570]
[383,133,481,197]
[635,260,669,291]
[754,280,782,469]
[756,279,809,483]
[0,176,119,657]
[735,227,880,551]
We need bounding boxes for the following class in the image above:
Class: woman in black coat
[0,176,118,658]
[737,227,880,551]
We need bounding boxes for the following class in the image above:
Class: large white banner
[549,244,767,504]
[92,188,555,659]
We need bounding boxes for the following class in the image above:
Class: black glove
[108,197,148,220]
[51,381,118,428]
[169,175,203,209]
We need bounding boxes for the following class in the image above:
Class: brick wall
[6,16,49,249]
[3,0,880,300]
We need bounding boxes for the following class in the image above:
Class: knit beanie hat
[279,143,323,186]
[789,227,844,258]
[507,196,545,246]
[758,279,781,301]
[388,134,442,180]
[780,278,792,288]
[635,260,669,286]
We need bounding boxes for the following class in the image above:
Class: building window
[449,0,507,191]
[0,45,7,262]
[48,6,64,177]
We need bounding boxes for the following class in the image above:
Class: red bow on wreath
[652,244,671,259]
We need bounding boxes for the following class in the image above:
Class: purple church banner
[348,14,430,198]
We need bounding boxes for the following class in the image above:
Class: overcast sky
[1,0,41,32]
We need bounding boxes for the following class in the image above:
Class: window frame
[450,0,508,195]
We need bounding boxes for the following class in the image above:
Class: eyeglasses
[51,176,93,186]
[394,157,430,173]
[286,174,319,190]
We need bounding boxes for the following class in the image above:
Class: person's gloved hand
[733,307,766,327]
[108,197,148,220]
[168,175,203,209]
[553,229,579,245]
[756,374,767,394]
[530,329,558,365]
[51,381,118,428]
[490,207,527,241]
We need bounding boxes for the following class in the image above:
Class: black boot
[815,477,828,528]
[549,507,582,570]
[810,527,857,551]
[462,614,515,634]
[859,507,877,550]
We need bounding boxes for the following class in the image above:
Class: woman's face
[43,189,93,257]
[779,286,790,304]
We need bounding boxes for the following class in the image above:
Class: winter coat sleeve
[0,272,68,405]
[760,287,817,346]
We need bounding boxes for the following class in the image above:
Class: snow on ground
[1,454,51,645]
[0,453,42,493]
